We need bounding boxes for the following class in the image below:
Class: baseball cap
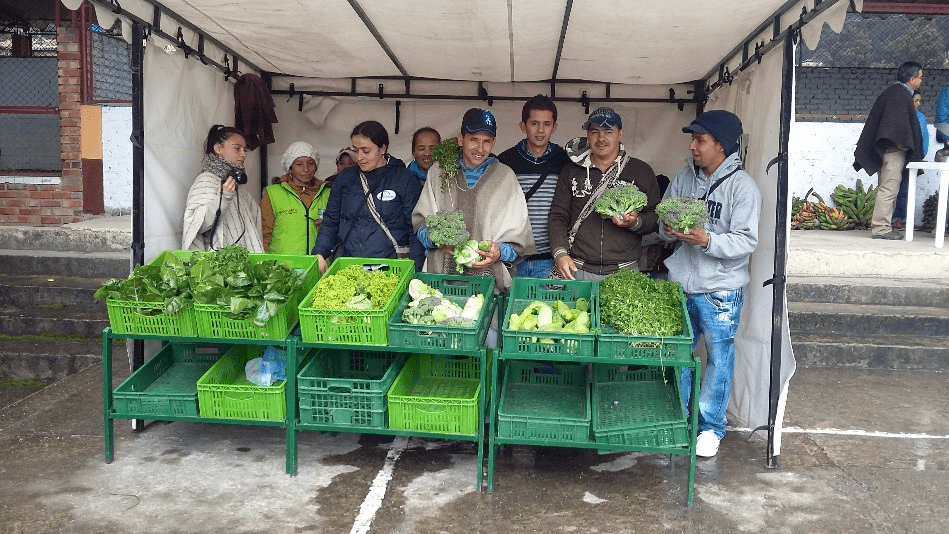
[582,107,622,130]
[682,110,743,155]
[461,108,497,136]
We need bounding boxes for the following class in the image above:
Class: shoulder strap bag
[360,172,411,259]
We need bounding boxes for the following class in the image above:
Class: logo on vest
[378,190,397,201]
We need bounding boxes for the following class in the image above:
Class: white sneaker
[695,430,720,458]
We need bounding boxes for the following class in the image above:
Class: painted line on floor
[350,435,410,534]
[731,426,949,439]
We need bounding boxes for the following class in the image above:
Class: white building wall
[789,120,939,225]
[101,104,133,212]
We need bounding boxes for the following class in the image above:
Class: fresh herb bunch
[656,197,708,234]
[189,245,306,327]
[94,251,197,315]
[309,264,400,310]
[594,183,648,218]
[430,138,461,191]
[599,269,684,337]
[426,211,469,248]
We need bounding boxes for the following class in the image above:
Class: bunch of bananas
[830,179,875,228]
[817,206,851,230]
[790,189,826,230]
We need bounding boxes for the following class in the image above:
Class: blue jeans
[516,257,555,278]
[679,288,744,440]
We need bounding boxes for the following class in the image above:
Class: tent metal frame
[87,0,850,467]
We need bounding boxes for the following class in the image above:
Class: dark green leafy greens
[656,197,708,234]
[94,251,197,315]
[598,269,684,337]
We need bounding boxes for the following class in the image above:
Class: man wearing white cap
[261,141,330,254]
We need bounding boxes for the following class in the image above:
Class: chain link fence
[92,24,131,103]
[0,25,60,174]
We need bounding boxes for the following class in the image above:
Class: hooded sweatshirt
[547,137,660,275]
[658,152,762,294]
[312,155,425,270]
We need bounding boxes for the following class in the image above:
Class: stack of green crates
[496,360,590,443]
[387,353,481,435]
[500,277,598,358]
[112,342,230,416]
[387,273,496,352]
[591,365,689,448]
[297,349,405,428]
[298,257,415,345]
[104,250,200,337]
[196,345,286,421]
[194,253,320,340]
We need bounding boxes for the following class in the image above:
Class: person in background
[407,127,441,183]
[311,121,425,273]
[936,83,949,146]
[547,107,660,281]
[324,146,357,187]
[893,89,930,230]
[498,94,569,278]
[181,125,264,252]
[658,110,762,458]
[260,142,330,255]
[853,61,924,240]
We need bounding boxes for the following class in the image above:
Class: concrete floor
[0,347,945,534]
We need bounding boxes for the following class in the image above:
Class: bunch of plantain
[830,179,875,228]
[790,189,825,229]
[817,206,851,230]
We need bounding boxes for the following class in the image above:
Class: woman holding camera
[181,125,264,252]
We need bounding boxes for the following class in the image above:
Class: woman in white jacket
[181,125,264,252]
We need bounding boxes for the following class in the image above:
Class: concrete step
[787,276,949,308]
[787,301,949,338]
[0,338,107,382]
[0,249,130,278]
[0,223,131,253]
[791,333,949,372]
[0,304,108,338]
[0,274,108,310]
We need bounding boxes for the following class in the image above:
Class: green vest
[266,181,330,255]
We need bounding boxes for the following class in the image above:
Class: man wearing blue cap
[413,107,535,295]
[658,109,762,458]
[548,106,661,280]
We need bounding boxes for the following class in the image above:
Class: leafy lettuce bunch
[599,269,684,337]
[594,183,648,218]
[657,197,708,234]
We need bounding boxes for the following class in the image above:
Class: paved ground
[0,345,945,534]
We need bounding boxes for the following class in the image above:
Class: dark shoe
[872,230,904,240]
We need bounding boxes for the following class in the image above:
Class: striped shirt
[497,140,569,255]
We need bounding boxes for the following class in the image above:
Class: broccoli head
[594,183,648,218]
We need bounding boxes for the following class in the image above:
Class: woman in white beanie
[260,141,330,254]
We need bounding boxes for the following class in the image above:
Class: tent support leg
[129,22,146,432]
[765,29,795,470]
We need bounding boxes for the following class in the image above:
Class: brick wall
[0,24,84,226]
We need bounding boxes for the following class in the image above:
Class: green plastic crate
[496,361,591,443]
[596,285,694,363]
[112,342,230,416]
[500,277,598,358]
[196,345,286,421]
[104,250,200,337]
[297,349,405,428]
[591,365,689,448]
[388,273,496,352]
[298,257,415,345]
[194,253,320,340]
[387,353,481,435]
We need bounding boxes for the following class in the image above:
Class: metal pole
[766,29,794,470]
[130,21,146,431]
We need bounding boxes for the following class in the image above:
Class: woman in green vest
[261,142,331,255]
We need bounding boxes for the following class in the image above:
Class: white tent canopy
[74,0,860,461]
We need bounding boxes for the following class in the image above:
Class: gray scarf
[201,153,242,180]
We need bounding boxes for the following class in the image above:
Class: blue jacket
[312,155,425,270]
[917,110,929,156]
[936,84,949,144]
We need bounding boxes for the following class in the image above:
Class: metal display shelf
[486,335,700,505]
[102,297,496,489]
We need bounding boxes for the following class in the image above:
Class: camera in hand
[224,165,248,185]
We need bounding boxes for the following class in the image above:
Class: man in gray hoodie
[658,110,762,458]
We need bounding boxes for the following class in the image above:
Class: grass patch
[0,378,47,389]
[0,333,92,342]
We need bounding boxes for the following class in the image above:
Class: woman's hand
[316,254,328,275]
[221,176,237,194]
[470,240,500,269]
